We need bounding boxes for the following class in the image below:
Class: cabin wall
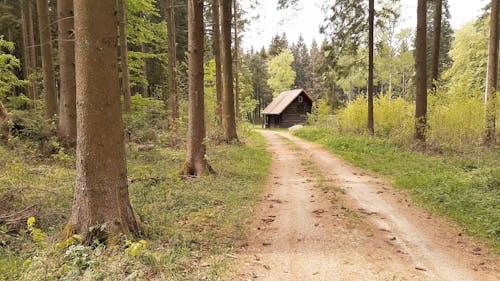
[265,93,313,128]
[279,93,313,128]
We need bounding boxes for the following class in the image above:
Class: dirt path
[234,130,499,281]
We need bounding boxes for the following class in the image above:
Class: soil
[233,130,499,281]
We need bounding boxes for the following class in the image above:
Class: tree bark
[28,0,38,102]
[212,0,222,124]
[0,101,8,123]
[415,0,428,142]
[167,0,179,128]
[20,0,33,99]
[233,0,240,119]
[183,0,212,176]
[431,0,442,89]
[485,0,499,145]
[118,0,131,113]
[70,0,138,243]
[36,0,58,118]
[220,0,238,142]
[141,44,149,97]
[367,0,374,136]
[57,0,77,148]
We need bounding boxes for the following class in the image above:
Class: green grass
[294,126,500,251]
[0,130,271,280]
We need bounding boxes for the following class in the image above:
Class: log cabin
[263,89,314,128]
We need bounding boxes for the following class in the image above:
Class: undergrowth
[294,126,500,251]
[0,96,271,280]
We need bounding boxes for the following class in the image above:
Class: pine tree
[291,35,311,90]
[70,0,138,242]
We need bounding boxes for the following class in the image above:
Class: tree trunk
[28,0,38,102]
[36,0,58,118]
[485,0,499,145]
[70,0,138,243]
[233,0,240,119]
[415,0,428,142]
[431,0,442,89]
[182,0,212,176]
[141,44,149,97]
[20,0,33,99]
[212,0,222,124]
[57,0,77,148]
[367,0,374,136]
[220,0,238,142]
[118,0,131,113]
[167,0,179,128]
[0,101,8,123]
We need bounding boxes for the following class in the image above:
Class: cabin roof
[262,89,313,115]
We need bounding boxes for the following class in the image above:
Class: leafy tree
[267,49,296,97]
[442,20,488,96]
[0,37,27,99]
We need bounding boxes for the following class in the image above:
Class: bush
[123,95,169,144]
[6,110,59,155]
[330,91,500,151]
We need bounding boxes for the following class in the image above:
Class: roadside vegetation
[295,109,500,251]
[0,97,271,280]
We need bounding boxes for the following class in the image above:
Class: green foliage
[0,116,271,280]
[329,90,500,150]
[0,36,28,98]
[5,109,59,155]
[123,95,169,143]
[267,49,296,97]
[26,217,47,246]
[294,126,500,249]
[442,19,488,95]
[5,94,32,110]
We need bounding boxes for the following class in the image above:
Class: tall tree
[36,0,57,118]
[70,0,138,242]
[57,0,76,147]
[212,0,222,123]
[183,0,211,176]
[20,0,33,99]
[28,0,38,100]
[267,49,296,97]
[233,0,240,118]
[309,39,325,99]
[415,0,428,142]
[291,35,311,90]
[426,0,452,86]
[247,47,272,123]
[485,0,499,144]
[118,0,131,113]
[220,0,238,142]
[167,0,179,127]
[268,33,288,57]
[367,0,374,135]
[431,0,442,88]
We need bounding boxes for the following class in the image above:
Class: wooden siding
[267,93,312,128]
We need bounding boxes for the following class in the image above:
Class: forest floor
[234,130,499,281]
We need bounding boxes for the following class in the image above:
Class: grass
[293,126,500,251]
[0,130,271,280]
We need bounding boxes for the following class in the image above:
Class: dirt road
[234,130,499,281]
